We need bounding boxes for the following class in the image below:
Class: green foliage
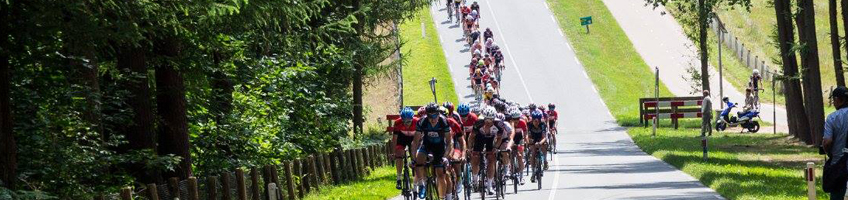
[2,0,429,197]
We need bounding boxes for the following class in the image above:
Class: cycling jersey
[394,118,419,149]
[461,113,479,135]
[484,30,493,41]
[471,3,479,12]
[447,118,463,149]
[472,119,508,152]
[416,115,451,166]
[527,121,547,143]
[513,119,528,145]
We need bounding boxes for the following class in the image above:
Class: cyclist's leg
[471,138,483,182]
[516,142,525,173]
[499,139,511,173]
[414,147,429,187]
[434,148,448,199]
[394,144,407,182]
[485,139,496,181]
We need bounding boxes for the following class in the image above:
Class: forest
[0,0,428,198]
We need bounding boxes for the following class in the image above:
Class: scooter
[715,102,761,133]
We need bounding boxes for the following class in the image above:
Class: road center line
[483,0,534,103]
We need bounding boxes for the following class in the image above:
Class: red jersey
[461,113,479,134]
[513,119,528,135]
[461,7,471,14]
[447,118,462,138]
[547,110,558,121]
[393,117,419,137]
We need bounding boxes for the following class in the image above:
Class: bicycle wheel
[536,152,543,190]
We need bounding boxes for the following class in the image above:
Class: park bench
[639,96,703,129]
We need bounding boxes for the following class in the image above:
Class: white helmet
[482,106,497,119]
[508,107,522,119]
[753,69,760,75]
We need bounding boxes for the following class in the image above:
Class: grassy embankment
[547,0,826,199]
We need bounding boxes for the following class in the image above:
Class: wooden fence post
[250,167,261,200]
[222,172,232,200]
[294,159,304,199]
[363,147,372,172]
[169,177,180,199]
[267,183,278,200]
[262,166,272,200]
[146,183,159,200]
[284,161,297,200]
[271,165,282,200]
[337,149,347,182]
[120,187,133,200]
[187,176,200,200]
[207,176,218,200]
[331,149,341,183]
[356,148,365,176]
[345,149,354,180]
[236,168,248,200]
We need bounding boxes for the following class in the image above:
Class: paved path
[603,0,788,130]
[394,0,724,199]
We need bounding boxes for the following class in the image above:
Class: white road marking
[544,1,550,10]
[592,86,599,94]
[548,150,561,200]
[550,15,556,23]
[583,71,589,79]
[565,43,572,50]
[484,0,534,102]
[575,58,581,66]
[558,29,564,37]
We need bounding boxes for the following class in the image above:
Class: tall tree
[154,38,193,180]
[0,5,15,188]
[775,0,813,143]
[831,0,846,87]
[115,45,160,183]
[699,0,711,92]
[796,0,826,145]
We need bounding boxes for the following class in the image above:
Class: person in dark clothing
[484,28,493,42]
[824,86,848,200]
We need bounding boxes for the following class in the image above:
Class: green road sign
[580,16,593,25]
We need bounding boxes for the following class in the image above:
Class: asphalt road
[390,0,727,199]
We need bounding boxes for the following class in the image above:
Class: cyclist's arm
[444,131,453,156]
[459,133,467,157]
[412,131,423,157]
[540,125,548,144]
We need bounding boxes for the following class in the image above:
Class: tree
[796,0,826,145]
[775,0,813,144]
[645,0,752,93]
[0,5,15,188]
[831,0,845,87]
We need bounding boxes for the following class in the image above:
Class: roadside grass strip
[304,167,397,200]
[400,6,459,106]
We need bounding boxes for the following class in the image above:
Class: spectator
[750,69,763,109]
[701,90,712,137]
[743,88,755,112]
[823,86,848,199]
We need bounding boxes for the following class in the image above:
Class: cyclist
[527,110,548,182]
[457,103,478,140]
[471,1,480,13]
[442,106,463,200]
[461,4,472,25]
[495,112,515,185]
[507,107,527,185]
[413,103,453,199]
[417,106,427,118]
[469,106,509,195]
[393,107,419,189]
[484,28,493,43]
[444,102,462,123]
[547,104,558,144]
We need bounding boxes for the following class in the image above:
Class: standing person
[701,90,712,137]
[823,86,848,199]
[750,69,763,109]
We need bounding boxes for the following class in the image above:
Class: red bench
[639,97,703,129]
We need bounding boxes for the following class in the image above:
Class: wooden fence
[96,142,394,200]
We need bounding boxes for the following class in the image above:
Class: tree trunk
[831,0,846,87]
[116,45,160,184]
[698,0,710,92]
[776,0,812,143]
[210,52,233,125]
[842,0,848,85]
[155,38,192,180]
[797,0,826,146]
[0,21,16,189]
[352,0,364,138]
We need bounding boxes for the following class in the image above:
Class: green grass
[629,128,825,200]
[715,0,841,105]
[400,6,459,106]
[547,0,673,127]
[304,167,398,200]
[548,0,826,199]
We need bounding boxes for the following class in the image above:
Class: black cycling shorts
[513,133,524,145]
[473,136,495,152]
[396,134,413,147]
[418,143,446,167]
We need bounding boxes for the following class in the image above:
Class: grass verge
[630,128,824,200]
[304,167,397,200]
[548,0,824,199]
[400,6,459,106]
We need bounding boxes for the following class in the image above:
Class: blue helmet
[531,110,544,120]
[457,103,471,116]
[400,107,415,120]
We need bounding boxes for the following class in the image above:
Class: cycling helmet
[508,107,522,119]
[439,106,448,115]
[442,102,455,113]
[400,107,414,120]
[457,103,471,116]
[478,60,485,66]
[425,103,439,114]
[722,97,729,102]
[496,113,506,121]
[481,106,497,119]
[531,110,543,120]
[494,102,506,113]
[474,49,481,55]
[548,103,556,111]
[471,10,478,16]
[528,103,537,111]
[539,106,546,111]
[417,106,426,115]
[753,69,760,76]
